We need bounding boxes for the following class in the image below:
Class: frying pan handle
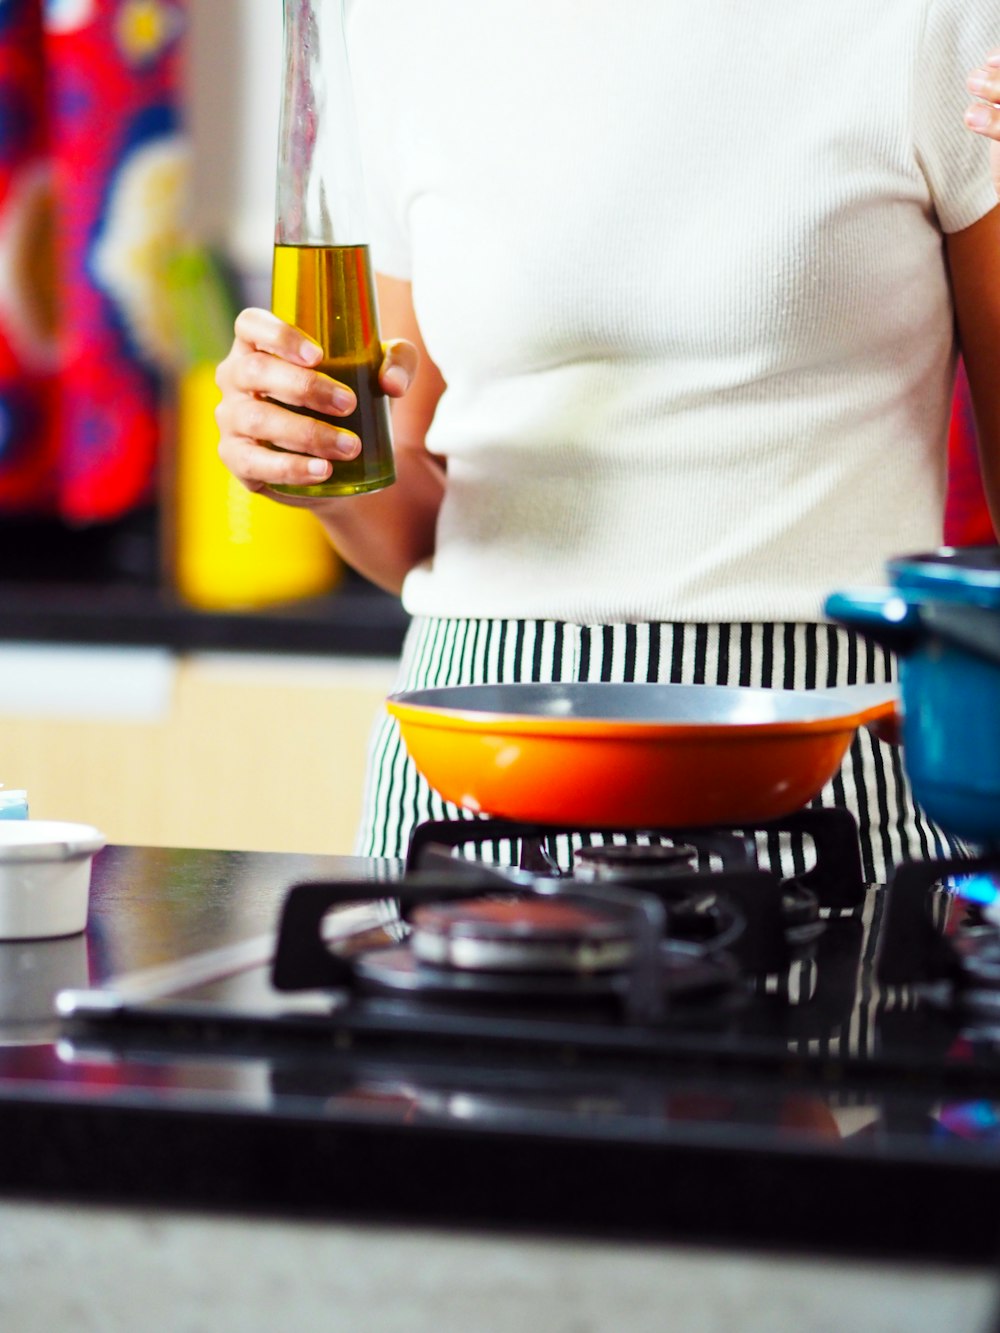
[864,708,902,747]
[840,684,902,746]
[824,589,923,655]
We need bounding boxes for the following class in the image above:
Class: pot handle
[824,589,923,656]
[919,601,1000,669]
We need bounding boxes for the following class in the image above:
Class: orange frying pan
[386,682,899,828]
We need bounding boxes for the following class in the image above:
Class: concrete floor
[0,1200,996,1333]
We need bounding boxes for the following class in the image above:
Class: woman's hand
[965,49,1000,198]
[214,307,417,500]
[211,278,445,595]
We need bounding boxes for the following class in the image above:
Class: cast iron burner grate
[878,850,1000,1017]
[271,808,865,1023]
[403,805,865,911]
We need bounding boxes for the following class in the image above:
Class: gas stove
[261,808,857,1053]
[54,809,1000,1260]
[60,808,996,1069]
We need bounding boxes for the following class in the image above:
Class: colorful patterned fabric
[0,0,57,512]
[0,0,186,522]
[945,361,995,548]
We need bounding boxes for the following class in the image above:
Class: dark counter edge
[0,580,410,658]
[2,1090,1000,1265]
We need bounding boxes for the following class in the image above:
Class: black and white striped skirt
[356,616,957,882]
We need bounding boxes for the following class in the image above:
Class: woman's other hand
[214,308,416,500]
[965,49,1000,197]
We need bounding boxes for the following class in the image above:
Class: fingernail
[331,387,356,413]
[965,104,992,130]
[988,51,1000,68]
[307,458,331,477]
[382,365,409,394]
[968,71,990,93]
[299,340,323,365]
[333,432,360,458]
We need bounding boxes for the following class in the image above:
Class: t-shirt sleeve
[915,0,999,234]
[346,0,412,279]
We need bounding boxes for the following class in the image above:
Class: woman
[216,4,1000,881]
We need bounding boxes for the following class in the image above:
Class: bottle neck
[274,0,369,248]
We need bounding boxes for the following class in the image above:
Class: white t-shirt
[348,0,998,624]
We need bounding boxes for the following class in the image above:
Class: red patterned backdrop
[945,361,995,547]
[0,0,186,524]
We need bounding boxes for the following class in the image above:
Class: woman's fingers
[232,307,323,367]
[221,393,359,458]
[216,396,360,493]
[229,349,357,416]
[220,431,337,493]
[214,307,369,496]
[966,51,1000,138]
[379,337,419,397]
[219,308,358,416]
[966,100,1000,137]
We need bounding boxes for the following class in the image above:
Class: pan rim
[386,682,897,740]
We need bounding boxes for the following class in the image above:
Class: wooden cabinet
[0,647,397,854]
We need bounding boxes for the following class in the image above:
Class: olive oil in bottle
[270,243,395,498]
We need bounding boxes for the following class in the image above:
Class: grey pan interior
[389,682,899,727]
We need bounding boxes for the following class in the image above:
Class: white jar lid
[0,822,106,864]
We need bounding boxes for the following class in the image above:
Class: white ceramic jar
[0,822,106,939]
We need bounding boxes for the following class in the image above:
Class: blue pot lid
[888,547,1000,608]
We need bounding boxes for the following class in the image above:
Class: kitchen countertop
[0,844,997,1330]
[0,843,996,1247]
[0,843,395,1208]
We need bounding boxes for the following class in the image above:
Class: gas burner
[352,882,741,1008]
[781,881,824,949]
[351,936,740,1007]
[370,875,744,1010]
[268,811,868,1025]
[557,843,744,955]
[876,854,1000,1023]
[408,895,637,974]
[403,807,867,913]
[404,814,835,968]
[272,870,746,1018]
[573,842,700,880]
[946,921,1000,1019]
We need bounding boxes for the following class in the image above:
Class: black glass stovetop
[46,813,1000,1260]
[54,811,1000,1090]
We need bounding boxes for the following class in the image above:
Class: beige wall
[186,0,282,275]
[0,648,397,855]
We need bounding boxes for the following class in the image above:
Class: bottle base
[272,472,396,499]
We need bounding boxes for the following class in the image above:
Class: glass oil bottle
[271,0,394,497]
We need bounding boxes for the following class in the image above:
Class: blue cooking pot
[825,548,1000,844]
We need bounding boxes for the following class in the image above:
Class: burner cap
[409,895,636,974]
[574,843,698,881]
